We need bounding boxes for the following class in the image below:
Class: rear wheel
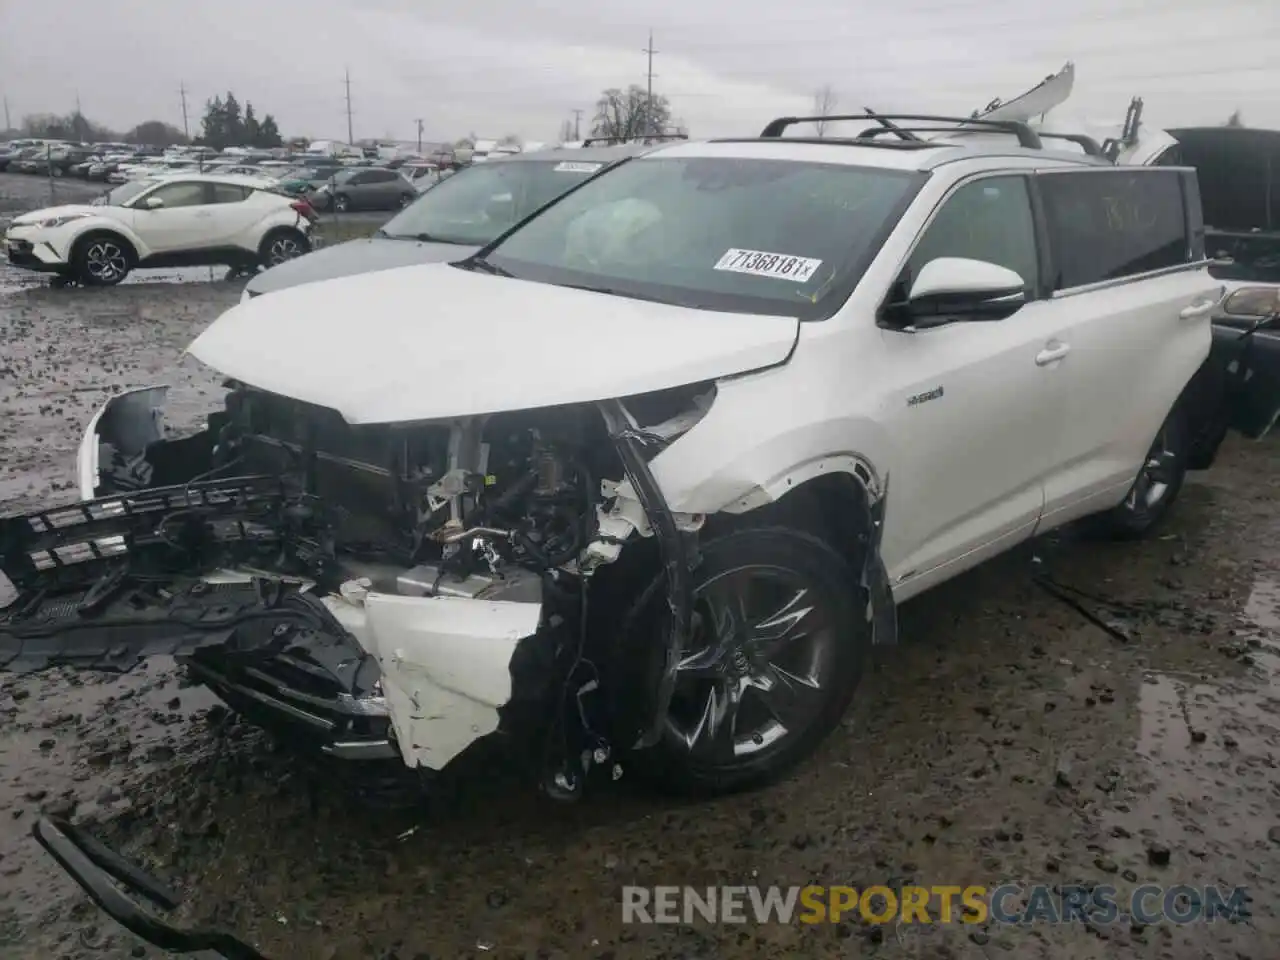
[258,228,310,268]
[399,193,415,208]
[1087,405,1188,539]
[635,526,869,796]
[72,233,132,286]
[333,193,350,213]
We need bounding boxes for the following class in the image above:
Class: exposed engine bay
[0,381,717,796]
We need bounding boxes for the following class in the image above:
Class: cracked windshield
[1,0,1279,958]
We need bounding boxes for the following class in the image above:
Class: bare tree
[812,84,839,137]
[498,133,522,147]
[591,85,672,141]
[1224,109,1244,127]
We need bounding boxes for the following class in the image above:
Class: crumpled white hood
[188,261,799,423]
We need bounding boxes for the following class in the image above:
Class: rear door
[366,169,400,207]
[1034,167,1224,527]
[202,182,260,246]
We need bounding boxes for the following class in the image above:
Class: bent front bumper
[0,476,543,774]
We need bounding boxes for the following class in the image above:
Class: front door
[132,180,217,254]
[877,173,1070,594]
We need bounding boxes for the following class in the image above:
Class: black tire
[1087,405,1189,539]
[258,228,310,268]
[71,232,133,287]
[333,193,350,213]
[630,526,870,797]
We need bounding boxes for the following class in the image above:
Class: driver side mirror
[897,257,1027,329]
[142,196,165,210]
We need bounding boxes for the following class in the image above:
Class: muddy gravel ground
[2,172,1280,960]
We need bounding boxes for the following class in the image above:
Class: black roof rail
[579,133,689,147]
[1034,132,1105,156]
[761,112,1044,149]
[854,125,1104,157]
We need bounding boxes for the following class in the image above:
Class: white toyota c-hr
[3,173,317,286]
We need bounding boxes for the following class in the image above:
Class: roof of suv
[630,113,1132,173]
[641,136,1116,173]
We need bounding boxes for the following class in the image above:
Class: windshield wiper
[462,256,514,277]
[378,230,468,244]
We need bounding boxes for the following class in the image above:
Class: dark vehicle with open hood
[6,110,1280,958]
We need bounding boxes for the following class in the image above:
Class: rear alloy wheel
[1089,406,1188,539]
[259,230,309,268]
[333,194,350,213]
[643,527,869,796]
[73,235,131,286]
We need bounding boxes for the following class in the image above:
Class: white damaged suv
[5,114,1280,806]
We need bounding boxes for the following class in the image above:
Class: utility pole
[343,67,354,145]
[642,30,660,136]
[3,95,11,133]
[415,118,424,152]
[179,82,190,140]
[572,108,583,140]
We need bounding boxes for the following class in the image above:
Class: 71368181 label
[713,248,823,282]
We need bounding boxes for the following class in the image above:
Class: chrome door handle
[1179,299,1218,320]
[1035,343,1071,366]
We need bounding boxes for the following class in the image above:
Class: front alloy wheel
[645,527,869,795]
[76,238,130,286]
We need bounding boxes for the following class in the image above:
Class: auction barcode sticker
[714,248,822,282]
[554,161,604,173]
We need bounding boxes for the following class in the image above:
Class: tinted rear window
[1039,170,1189,290]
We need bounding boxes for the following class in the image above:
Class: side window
[210,183,250,204]
[369,170,395,184]
[904,176,1039,295]
[144,181,208,209]
[1038,170,1188,290]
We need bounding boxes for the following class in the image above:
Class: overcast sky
[2,0,1276,144]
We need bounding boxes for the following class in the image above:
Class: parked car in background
[0,145,30,171]
[308,167,416,212]
[242,142,655,298]
[272,164,345,196]
[4,173,317,286]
